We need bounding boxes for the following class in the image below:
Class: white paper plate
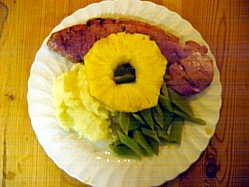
[27,0,222,186]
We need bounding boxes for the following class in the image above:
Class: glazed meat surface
[47,18,213,96]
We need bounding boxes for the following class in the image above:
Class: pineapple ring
[84,32,167,112]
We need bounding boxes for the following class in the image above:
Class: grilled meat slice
[47,18,213,96]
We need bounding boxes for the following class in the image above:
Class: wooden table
[1,0,248,186]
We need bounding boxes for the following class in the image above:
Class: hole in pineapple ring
[113,63,136,84]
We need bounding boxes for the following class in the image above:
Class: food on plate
[84,32,167,112]
[50,18,212,158]
[47,18,214,96]
[52,64,113,142]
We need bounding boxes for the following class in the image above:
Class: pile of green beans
[109,84,205,159]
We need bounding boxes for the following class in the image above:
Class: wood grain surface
[1,0,249,186]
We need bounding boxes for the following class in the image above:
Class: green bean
[162,111,174,131]
[109,142,137,157]
[168,117,183,144]
[161,83,169,97]
[151,106,163,128]
[129,115,140,131]
[132,113,144,124]
[173,108,206,125]
[140,109,154,129]
[158,95,173,112]
[156,130,169,140]
[141,128,160,143]
[117,130,143,159]
[147,137,159,155]
[119,112,130,135]
[134,130,153,156]
[114,74,135,84]
[168,88,194,117]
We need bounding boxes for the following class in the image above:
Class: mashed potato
[53,64,113,142]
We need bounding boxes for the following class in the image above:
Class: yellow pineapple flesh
[84,32,167,112]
